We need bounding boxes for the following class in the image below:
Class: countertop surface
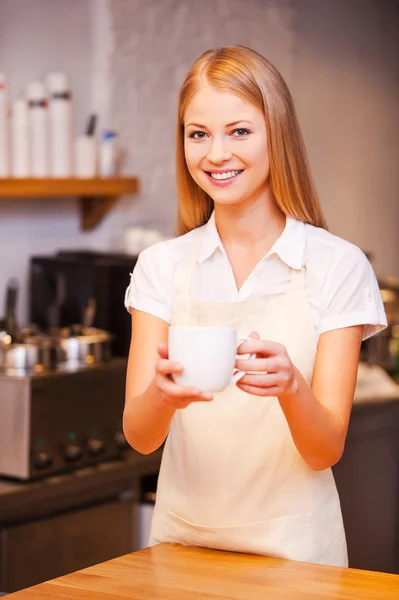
[7,543,399,599]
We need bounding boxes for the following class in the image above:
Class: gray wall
[292,0,399,273]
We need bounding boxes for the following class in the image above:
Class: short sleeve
[319,245,387,340]
[124,244,172,323]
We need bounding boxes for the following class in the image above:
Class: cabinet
[1,494,135,593]
[333,398,399,573]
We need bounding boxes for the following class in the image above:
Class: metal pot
[0,337,58,373]
[54,326,113,366]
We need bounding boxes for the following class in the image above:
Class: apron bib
[149,231,348,567]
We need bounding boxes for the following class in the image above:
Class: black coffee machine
[29,251,138,357]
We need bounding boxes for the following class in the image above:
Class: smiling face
[183,83,270,209]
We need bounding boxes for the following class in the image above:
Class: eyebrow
[185,120,253,129]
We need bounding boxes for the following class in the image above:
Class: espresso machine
[0,251,138,481]
[29,250,137,357]
[0,359,129,480]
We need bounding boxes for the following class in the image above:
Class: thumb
[249,331,261,340]
[157,343,169,359]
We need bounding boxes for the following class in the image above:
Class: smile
[208,170,243,180]
[204,169,244,186]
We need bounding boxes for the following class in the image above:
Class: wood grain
[7,543,399,599]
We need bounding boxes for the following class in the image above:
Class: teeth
[210,170,241,180]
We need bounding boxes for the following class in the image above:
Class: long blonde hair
[176,45,327,235]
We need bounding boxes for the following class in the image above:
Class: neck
[213,197,286,251]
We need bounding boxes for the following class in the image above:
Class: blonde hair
[176,45,327,235]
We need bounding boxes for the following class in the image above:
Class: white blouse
[125,213,387,341]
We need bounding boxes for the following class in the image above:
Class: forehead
[184,83,263,125]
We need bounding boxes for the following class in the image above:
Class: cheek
[247,138,268,163]
[184,146,205,185]
[245,139,269,178]
[184,142,205,170]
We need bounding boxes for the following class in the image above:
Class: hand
[235,332,299,398]
[154,343,213,409]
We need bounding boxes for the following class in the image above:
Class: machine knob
[115,430,129,450]
[33,451,52,469]
[64,442,82,462]
[87,437,105,456]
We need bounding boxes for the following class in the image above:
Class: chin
[200,184,241,202]
[211,195,244,207]
[209,188,249,206]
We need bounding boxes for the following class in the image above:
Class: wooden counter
[7,543,399,599]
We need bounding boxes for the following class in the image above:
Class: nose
[206,136,232,164]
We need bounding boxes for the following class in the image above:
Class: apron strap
[290,267,306,290]
[178,226,208,296]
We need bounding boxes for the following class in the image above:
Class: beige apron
[149,230,348,567]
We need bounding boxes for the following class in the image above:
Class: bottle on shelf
[0,73,10,177]
[99,130,119,177]
[27,81,49,178]
[11,99,30,178]
[46,72,73,177]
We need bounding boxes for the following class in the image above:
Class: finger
[156,358,183,376]
[237,338,286,357]
[157,376,198,397]
[236,338,285,357]
[157,343,169,359]
[238,373,281,388]
[236,382,282,397]
[249,331,261,340]
[163,394,213,409]
[189,394,213,402]
[156,375,213,401]
[162,393,213,407]
[235,357,280,373]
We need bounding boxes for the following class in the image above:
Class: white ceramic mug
[168,326,256,394]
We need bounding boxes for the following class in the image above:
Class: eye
[231,128,250,137]
[188,131,208,140]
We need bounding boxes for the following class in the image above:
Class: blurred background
[0,0,398,319]
[0,0,398,595]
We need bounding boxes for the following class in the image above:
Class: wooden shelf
[0,177,139,230]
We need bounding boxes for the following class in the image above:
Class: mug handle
[230,336,257,385]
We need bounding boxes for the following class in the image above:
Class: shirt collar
[197,211,306,269]
[197,212,224,265]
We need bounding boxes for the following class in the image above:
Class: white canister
[11,99,30,177]
[27,81,49,178]
[74,135,97,178]
[46,72,73,177]
[0,73,10,177]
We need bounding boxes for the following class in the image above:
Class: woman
[123,46,386,566]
